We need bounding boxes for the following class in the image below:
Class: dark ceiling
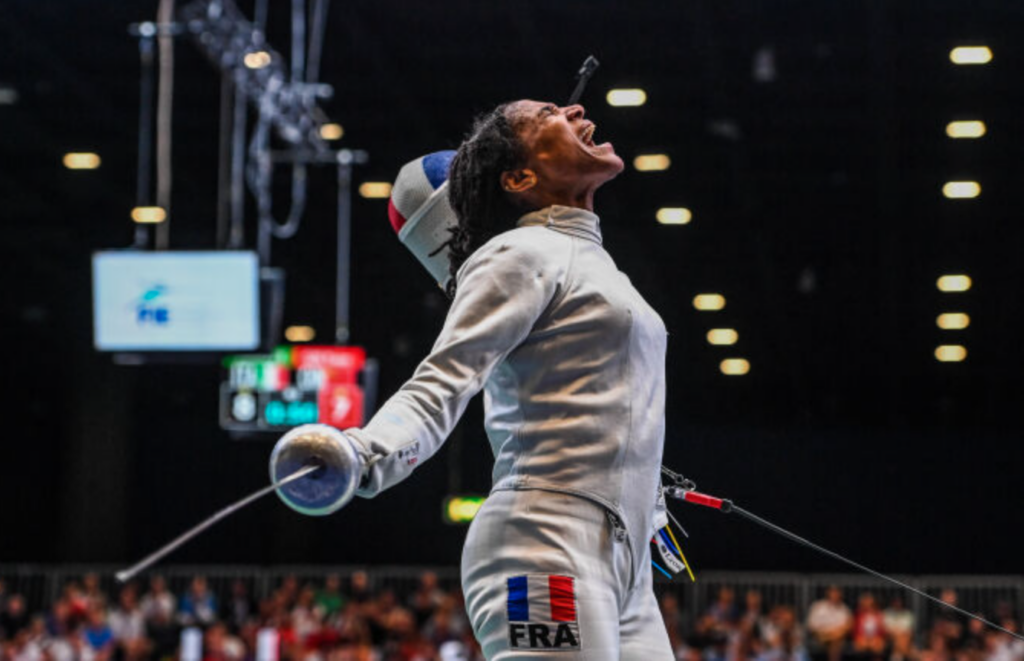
[1,1,1022,572]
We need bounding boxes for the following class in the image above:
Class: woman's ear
[501,168,538,194]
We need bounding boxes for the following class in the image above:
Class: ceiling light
[359,182,392,199]
[935,345,967,362]
[936,313,970,330]
[942,181,980,198]
[937,275,972,292]
[946,121,986,138]
[285,325,316,342]
[949,46,992,65]
[63,152,101,170]
[720,358,750,375]
[319,123,344,140]
[244,50,272,69]
[606,88,647,107]
[707,329,739,345]
[633,154,671,171]
[657,208,692,225]
[130,206,166,223]
[693,294,725,311]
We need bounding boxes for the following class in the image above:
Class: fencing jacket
[345,204,669,581]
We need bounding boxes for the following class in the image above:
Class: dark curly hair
[444,103,529,297]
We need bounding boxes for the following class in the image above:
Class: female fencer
[346,100,674,660]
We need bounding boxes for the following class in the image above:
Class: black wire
[730,503,1024,643]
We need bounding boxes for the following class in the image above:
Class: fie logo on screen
[134,284,171,326]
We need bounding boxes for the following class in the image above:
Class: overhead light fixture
[243,50,272,69]
[949,46,992,65]
[707,328,739,345]
[720,358,751,375]
[935,345,967,362]
[633,154,671,171]
[284,325,316,342]
[942,181,980,199]
[656,208,692,225]
[946,121,986,139]
[63,152,101,170]
[937,275,972,292]
[606,88,647,107]
[319,123,344,140]
[0,85,18,105]
[130,206,167,223]
[358,182,392,199]
[936,313,970,330]
[693,294,725,311]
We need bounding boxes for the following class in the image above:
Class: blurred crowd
[0,572,478,661]
[663,585,1024,661]
[2,574,1023,661]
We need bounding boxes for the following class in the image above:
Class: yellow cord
[665,524,696,582]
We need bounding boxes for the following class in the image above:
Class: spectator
[81,604,115,657]
[852,592,886,657]
[349,571,373,609]
[932,589,966,651]
[81,573,107,611]
[140,575,176,623]
[290,585,321,645]
[225,580,254,633]
[961,615,988,661]
[1,595,29,641]
[985,619,1024,661]
[179,576,218,627]
[883,596,915,661]
[315,573,345,620]
[109,583,148,660]
[203,621,245,660]
[409,571,445,628]
[806,586,852,661]
[707,586,740,634]
[760,605,808,661]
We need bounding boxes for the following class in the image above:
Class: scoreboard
[220,345,374,434]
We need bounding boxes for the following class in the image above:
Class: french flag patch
[506,575,581,650]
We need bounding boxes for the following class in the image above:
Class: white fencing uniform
[345,205,673,659]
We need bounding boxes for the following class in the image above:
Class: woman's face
[504,100,624,208]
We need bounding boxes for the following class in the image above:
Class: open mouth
[579,122,596,147]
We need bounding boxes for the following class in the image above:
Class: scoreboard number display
[220,345,373,434]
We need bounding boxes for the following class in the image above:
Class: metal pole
[134,33,157,249]
[228,78,247,249]
[215,73,234,248]
[335,158,352,344]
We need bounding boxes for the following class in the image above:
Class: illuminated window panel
[63,152,101,170]
[936,313,970,330]
[693,294,725,311]
[131,206,167,224]
[359,182,392,199]
[946,121,986,139]
[937,275,972,292]
[606,88,647,107]
[942,181,981,199]
[935,345,967,362]
[949,46,992,65]
[706,328,738,345]
[633,154,671,171]
[656,208,692,225]
[720,358,751,375]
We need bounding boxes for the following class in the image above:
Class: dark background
[1,1,1021,573]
